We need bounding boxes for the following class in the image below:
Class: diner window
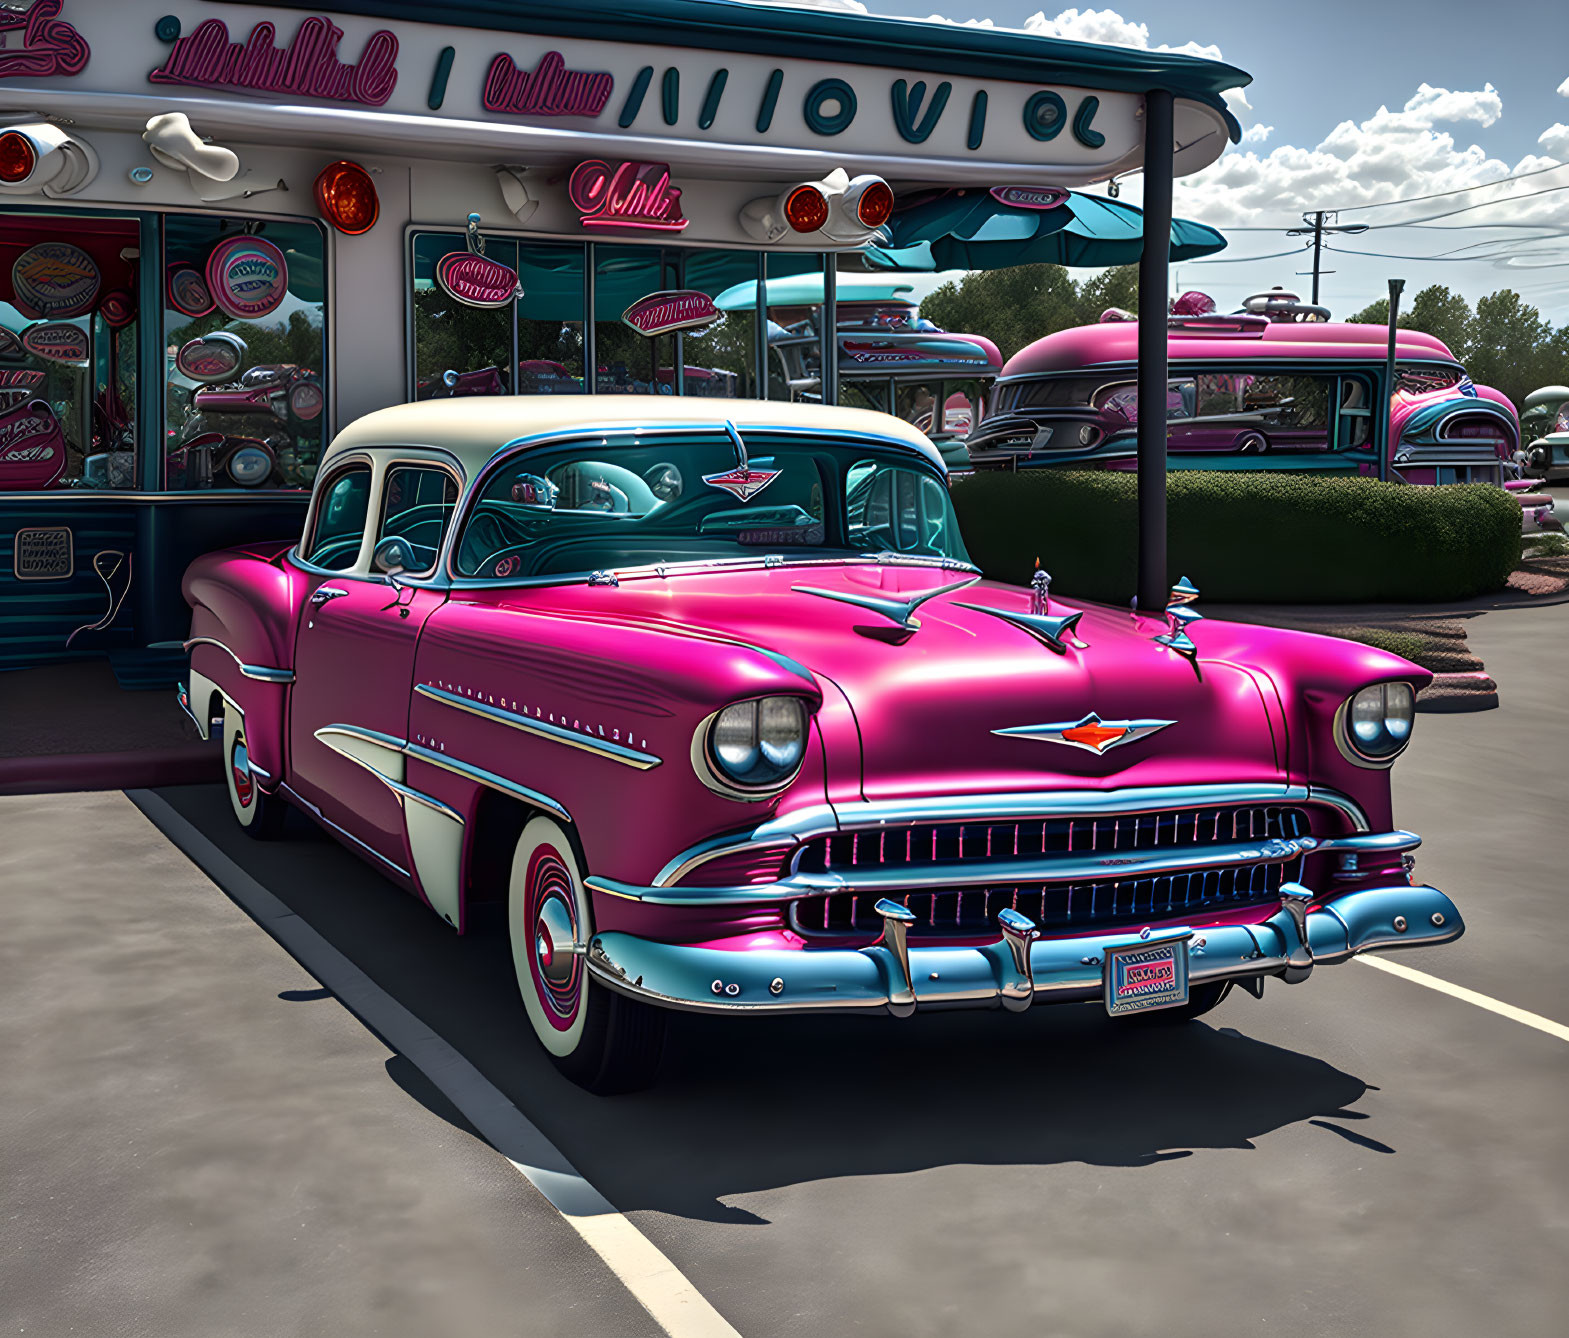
[163,215,326,490]
[304,465,371,570]
[594,246,676,394]
[375,465,459,575]
[412,233,515,400]
[517,243,585,394]
[0,210,140,490]
[671,251,749,398]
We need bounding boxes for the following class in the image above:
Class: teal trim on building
[228,0,1249,139]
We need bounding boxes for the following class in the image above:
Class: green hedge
[950,470,1523,603]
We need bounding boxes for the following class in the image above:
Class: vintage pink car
[179,396,1462,1092]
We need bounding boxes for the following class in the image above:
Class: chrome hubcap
[534,894,577,989]
[230,735,254,808]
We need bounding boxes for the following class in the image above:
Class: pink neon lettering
[0,0,89,81]
[148,17,398,107]
[568,161,688,232]
[482,50,612,117]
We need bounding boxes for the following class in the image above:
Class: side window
[375,465,459,575]
[846,459,952,556]
[304,465,372,571]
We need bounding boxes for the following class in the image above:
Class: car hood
[506,564,1283,801]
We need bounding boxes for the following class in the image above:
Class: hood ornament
[792,576,980,636]
[1153,574,1202,674]
[995,712,1175,755]
[956,602,1084,655]
[1030,565,1051,616]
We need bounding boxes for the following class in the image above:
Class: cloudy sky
[863,2,1569,322]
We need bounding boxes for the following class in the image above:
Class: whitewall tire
[223,708,283,838]
[508,816,665,1092]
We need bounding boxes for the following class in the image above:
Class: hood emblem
[994,712,1175,754]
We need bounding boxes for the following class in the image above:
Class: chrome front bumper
[586,882,1463,1016]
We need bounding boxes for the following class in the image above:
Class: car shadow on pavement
[155,783,1381,1224]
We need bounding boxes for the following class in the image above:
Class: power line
[1323,242,1569,265]
[1333,159,1569,212]
[1188,245,1309,264]
[1207,161,1569,230]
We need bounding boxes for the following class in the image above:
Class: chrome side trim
[585,882,1464,1015]
[1305,785,1371,832]
[404,741,572,824]
[652,783,1325,887]
[184,636,295,684]
[313,725,465,823]
[280,783,411,879]
[415,683,660,770]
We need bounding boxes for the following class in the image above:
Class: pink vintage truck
[180,396,1461,1091]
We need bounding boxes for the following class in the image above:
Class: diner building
[0,0,1248,782]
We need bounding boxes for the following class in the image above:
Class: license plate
[1104,936,1190,1016]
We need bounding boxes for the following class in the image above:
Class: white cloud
[1558,75,1569,97]
[1171,81,1562,230]
[1239,123,1273,145]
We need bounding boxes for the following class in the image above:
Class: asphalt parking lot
[3,600,1566,1338]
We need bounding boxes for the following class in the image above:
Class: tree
[1466,290,1556,410]
[919,264,1138,361]
[1346,284,1567,413]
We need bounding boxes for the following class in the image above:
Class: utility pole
[1286,212,1369,305]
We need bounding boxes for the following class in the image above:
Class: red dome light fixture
[855,179,894,228]
[314,160,379,235]
[783,184,829,234]
[0,130,37,184]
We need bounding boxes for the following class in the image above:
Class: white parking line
[1358,955,1569,1043]
[127,790,742,1338]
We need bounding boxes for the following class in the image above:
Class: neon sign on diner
[483,50,612,118]
[567,160,688,233]
[148,15,399,107]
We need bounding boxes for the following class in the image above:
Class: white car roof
[323,395,944,477]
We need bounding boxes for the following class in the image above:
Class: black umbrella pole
[1136,89,1175,614]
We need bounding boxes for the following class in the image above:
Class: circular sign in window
[166,263,217,317]
[12,242,101,319]
[288,379,325,422]
[205,236,289,321]
[175,331,247,382]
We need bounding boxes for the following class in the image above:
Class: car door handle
[309,585,349,607]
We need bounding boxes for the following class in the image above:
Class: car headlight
[1338,682,1415,765]
[706,696,807,791]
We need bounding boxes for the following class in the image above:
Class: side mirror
[372,535,416,577]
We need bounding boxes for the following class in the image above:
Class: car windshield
[453,429,971,581]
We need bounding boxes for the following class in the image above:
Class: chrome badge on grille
[994,711,1175,755]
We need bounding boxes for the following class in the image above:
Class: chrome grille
[793,855,1305,940]
[796,805,1311,875]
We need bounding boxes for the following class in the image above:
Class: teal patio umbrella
[865,188,1226,271]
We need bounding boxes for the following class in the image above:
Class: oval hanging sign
[288,379,325,421]
[206,236,289,320]
[166,263,217,317]
[22,322,90,364]
[12,242,101,318]
[989,185,1070,211]
[0,401,67,491]
[622,290,722,338]
[435,251,522,309]
[176,332,247,382]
